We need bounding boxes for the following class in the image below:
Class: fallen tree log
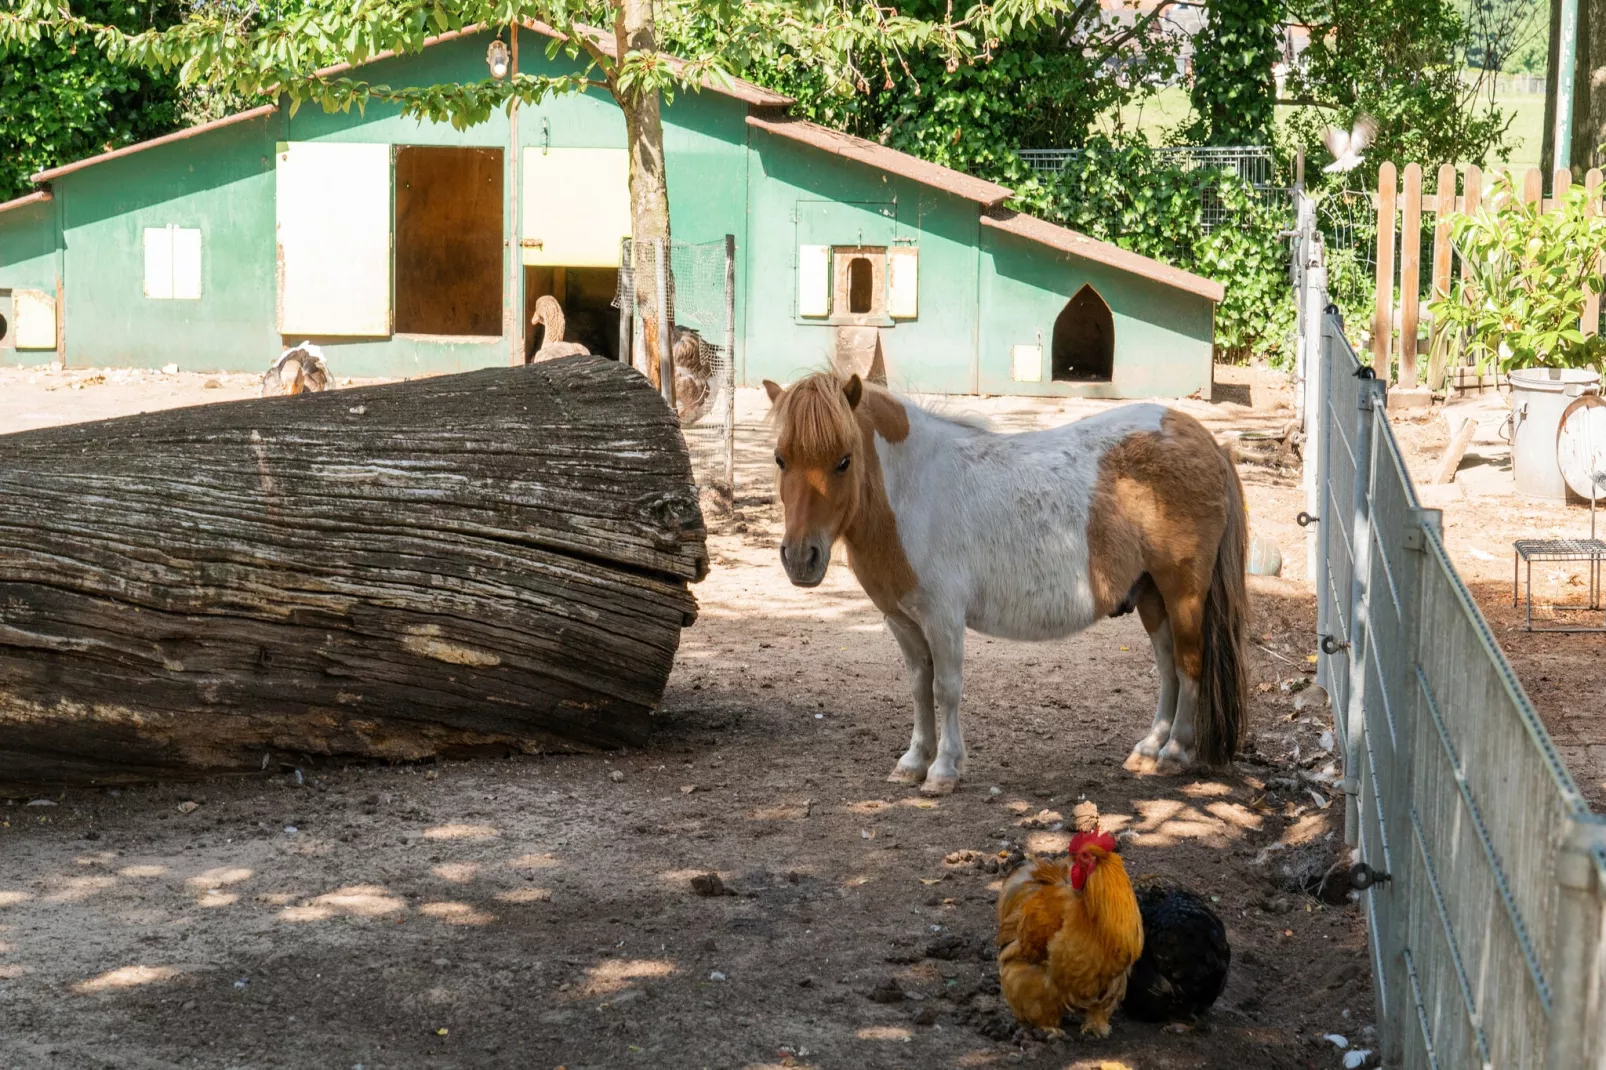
[0,354,707,792]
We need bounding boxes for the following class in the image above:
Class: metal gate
[1308,300,1606,1068]
[615,235,738,503]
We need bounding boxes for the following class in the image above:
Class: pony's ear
[842,374,863,410]
[763,379,783,404]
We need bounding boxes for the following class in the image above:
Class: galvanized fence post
[722,233,737,505]
[1545,814,1606,1070]
[654,238,677,411]
[1302,235,1328,617]
[1342,376,1386,845]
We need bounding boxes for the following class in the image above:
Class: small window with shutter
[143,226,202,300]
[887,247,918,319]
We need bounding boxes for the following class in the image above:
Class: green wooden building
[0,23,1224,398]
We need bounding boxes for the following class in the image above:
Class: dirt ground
[0,360,1546,1069]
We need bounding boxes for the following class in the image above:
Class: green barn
[0,23,1224,399]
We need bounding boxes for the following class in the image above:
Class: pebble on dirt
[690,873,735,897]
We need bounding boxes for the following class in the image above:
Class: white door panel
[276,142,392,335]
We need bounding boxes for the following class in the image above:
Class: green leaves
[1188,0,1279,148]
[1012,137,1296,366]
[1430,173,1606,376]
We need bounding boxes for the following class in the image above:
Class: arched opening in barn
[1051,285,1114,382]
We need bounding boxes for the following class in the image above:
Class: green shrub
[1013,138,1296,367]
[1430,173,1606,375]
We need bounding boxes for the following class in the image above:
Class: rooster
[1121,875,1231,1023]
[995,830,1144,1037]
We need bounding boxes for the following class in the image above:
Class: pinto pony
[764,372,1248,795]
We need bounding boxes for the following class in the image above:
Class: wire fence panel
[616,235,737,502]
[1309,297,1606,1069]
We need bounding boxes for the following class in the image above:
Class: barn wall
[743,133,981,394]
[977,227,1216,400]
[51,110,279,371]
[0,198,62,364]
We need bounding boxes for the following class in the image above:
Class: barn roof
[29,23,787,184]
[0,190,53,216]
[981,209,1226,303]
[746,114,1013,208]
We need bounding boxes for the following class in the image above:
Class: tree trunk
[616,0,675,391]
[1582,0,1606,173]
[0,356,707,793]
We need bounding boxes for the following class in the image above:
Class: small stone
[988,786,1002,796]
[162,363,179,375]
[1323,1033,1349,1049]
[284,826,298,834]
[797,977,814,988]
[203,378,222,389]
[690,873,734,897]
[609,770,625,783]
[912,1007,939,1027]
[25,799,56,807]
[868,978,905,1004]
[83,830,100,841]
[181,999,197,1011]
[708,970,728,982]
[176,801,199,814]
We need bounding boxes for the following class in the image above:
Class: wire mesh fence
[1018,145,1293,229]
[1303,262,1606,1066]
[615,236,737,504]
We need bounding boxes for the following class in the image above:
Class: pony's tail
[1197,446,1250,767]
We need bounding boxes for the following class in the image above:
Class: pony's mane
[770,372,859,453]
[771,372,992,446]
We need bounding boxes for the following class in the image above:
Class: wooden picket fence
[1370,162,1606,392]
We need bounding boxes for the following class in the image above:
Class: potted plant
[1430,172,1606,499]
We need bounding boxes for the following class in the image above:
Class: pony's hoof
[888,765,925,785]
[1079,1019,1112,1039]
[1153,753,1191,777]
[1123,749,1158,774]
[919,774,958,796]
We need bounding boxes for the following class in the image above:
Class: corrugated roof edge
[0,190,53,216]
[31,104,280,183]
[981,209,1226,304]
[747,114,1013,207]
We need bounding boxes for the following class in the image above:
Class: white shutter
[1010,344,1043,382]
[276,142,392,336]
[797,245,830,317]
[143,228,174,299]
[13,290,55,350]
[521,147,631,267]
[888,247,918,318]
[172,228,203,300]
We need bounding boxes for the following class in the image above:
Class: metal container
[1506,367,1602,499]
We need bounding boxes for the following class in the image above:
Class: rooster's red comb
[1068,830,1118,855]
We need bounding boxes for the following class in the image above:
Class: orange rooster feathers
[996,829,1144,1037]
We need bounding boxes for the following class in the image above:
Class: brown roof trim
[980,209,1225,304]
[31,104,279,183]
[747,114,1013,207]
[0,190,52,217]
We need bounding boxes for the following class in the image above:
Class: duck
[528,295,591,362]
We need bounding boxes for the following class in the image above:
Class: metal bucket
[1505,367,1603,499]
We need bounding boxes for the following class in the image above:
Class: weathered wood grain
[0,355,708,792]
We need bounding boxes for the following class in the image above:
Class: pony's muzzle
[780,537,830,587]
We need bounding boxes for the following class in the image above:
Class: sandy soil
[0,361,1480,1069]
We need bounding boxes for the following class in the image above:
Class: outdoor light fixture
[486,37,510,80]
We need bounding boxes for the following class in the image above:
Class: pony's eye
[835,455,852,473]
[775,452,786,471]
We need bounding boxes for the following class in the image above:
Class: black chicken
[1120,875,1231,1023]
